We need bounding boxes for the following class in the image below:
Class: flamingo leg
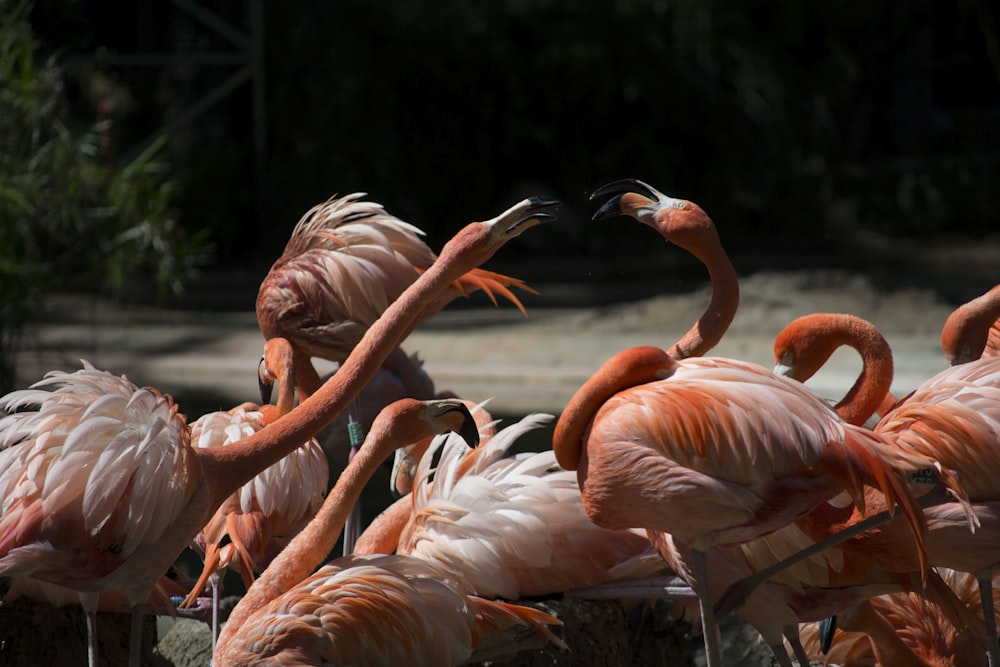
[210,572,221,654]
[784,628,812,667]
[692,547,722,667]
[128,604,142,667]
[977,571,999,667]
[85,608,99,667]
[714,483,953,619]
[768,641,795,667]
[342,400,365,556]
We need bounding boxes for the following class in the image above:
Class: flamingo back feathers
[0,363,196,584]
[583,356,934,558]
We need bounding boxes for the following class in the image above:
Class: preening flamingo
[180,339,329,647]
[941,284,1000,365]
[213,397,565,666]
[0,196,557,667]
[255,191,538,399]
[554,179,939,667]
[799,567,994,666]
[355,407,668,600]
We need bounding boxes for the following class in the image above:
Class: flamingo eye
[674,201,687,210]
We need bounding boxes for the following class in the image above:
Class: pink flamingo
[255,191,537,399]
[554,180,939,667]
[213,397,566,666]
[0,196,557,667]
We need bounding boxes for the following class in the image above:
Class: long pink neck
[553,346,677,470]
[666,240,739,360]
[196,228,482,512]
[218,414,400,636]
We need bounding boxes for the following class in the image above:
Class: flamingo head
[258,337,297,417]
[590,178,719,253]
[388,398,480,498]
[437,197,559,271]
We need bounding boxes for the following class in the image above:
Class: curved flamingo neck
[197,226,490,511]
[553,346,677,470]
[941,284,1000,365]
[777,314,894,426]
[666,239,739,360]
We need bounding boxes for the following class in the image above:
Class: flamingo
[0,195,557,667]
[179,339,329,648]
[254,192,538,399]
[771,311,1000,665]
[256,192,539,552]
[355,406,669,600]
[553,179,943,667]
[213,397,566,666]
[941,284,1000,365]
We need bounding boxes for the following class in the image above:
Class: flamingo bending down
[799,568,994,666]
[179,339,329,646]
[213,398,565,666]
[255,192,538,400]
[356,407,669,600]
[941,283,1000,365]
[0,196,558,667]
[554,180,944,667]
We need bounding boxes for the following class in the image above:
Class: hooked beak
[590,178,668,221]
[389,399,480,499]
[490,196,560,238]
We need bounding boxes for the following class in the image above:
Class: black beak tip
[818,616,837,654]
[591,195,625,221]
[589,178,658,201]
[257,358,272,405]
[526,195,560,210]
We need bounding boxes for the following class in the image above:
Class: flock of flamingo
[1,179,999,666]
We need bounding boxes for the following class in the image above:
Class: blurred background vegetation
[3,0,1000,391]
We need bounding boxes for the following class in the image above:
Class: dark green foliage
[0,0,210,391]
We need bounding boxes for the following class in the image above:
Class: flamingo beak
[257,356,273,405]
[590,178,665,221]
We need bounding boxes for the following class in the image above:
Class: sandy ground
[16,268,964,420]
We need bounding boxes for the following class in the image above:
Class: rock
[0,597,156,666]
